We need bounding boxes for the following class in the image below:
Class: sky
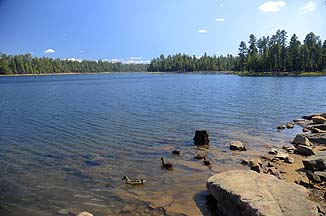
[0,0,325,63]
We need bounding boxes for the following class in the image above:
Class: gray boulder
[306,133,326,145]
[296,145,315,156]
[230,141,247,151]
[302,152,326,171]
[207,170,317,216]
[292,134,311,146]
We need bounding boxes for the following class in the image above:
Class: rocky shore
[207,113,326,216]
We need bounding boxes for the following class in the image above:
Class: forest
[0,54,147,75]
[148,30,326,74]
[1,30,326,75]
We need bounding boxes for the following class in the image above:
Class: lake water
[0,73,325,216]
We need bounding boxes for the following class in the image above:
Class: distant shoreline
[1,71,326,77]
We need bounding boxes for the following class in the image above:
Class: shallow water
[0,73,325,215]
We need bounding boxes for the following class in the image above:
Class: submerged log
[193,130,210,145]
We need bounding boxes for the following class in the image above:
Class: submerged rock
[207,170,317,216]
[284,156,294,164]
[193,130,210,145]
[302,152,326,171]
[286,122,295,129]
[230,141,247,151]
[277,124,286,130]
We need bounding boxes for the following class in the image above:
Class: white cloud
[109,58,122,63]
[299,1,316,12]
[66,58,82,62]
[216,18,225,22]
[44,48,55,54]
[126,57,150,64]
[198,29,208,33]
[258,1,287,12]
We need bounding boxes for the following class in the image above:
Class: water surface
[0,73,325,215]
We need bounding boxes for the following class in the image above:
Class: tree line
[0,53,147,75]
[148,30,326,74]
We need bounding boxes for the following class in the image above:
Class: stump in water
[193,130,210,145]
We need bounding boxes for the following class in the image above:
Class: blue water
[0,73,325,216]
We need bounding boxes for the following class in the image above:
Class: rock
[306,133,326,145]
[57,209,70,215]
[194,152,206,159]
[286,122,295,129]
[77,212,93,216]
[308,124,326,131]
[193,130,209,145]
[207,170,318,216]
[284,156,294,164]
[293,119,306,123]
[314,171,326,181]
[269,148,278,155]
[250,164,261,173]
[230,141,247,151]
[249,159,262,173]
[241,159,249,165]
[277,124,286,130]
[274,152,289,160]
[282,144,296,153]
[302,152,326,171]
[306,171,322,183]
[296,145,316,156]
[292,134,311,146]
[303,127,310,133]
[312,116,326,124]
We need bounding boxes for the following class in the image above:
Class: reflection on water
[0,73,325,215]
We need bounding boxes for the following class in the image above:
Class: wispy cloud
[258,1,287,12]
[299,1,316,13]
[216,18,225,22]
[44,48,55,54]
[198,29,208,33]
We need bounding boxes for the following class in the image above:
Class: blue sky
[0,0,325,63]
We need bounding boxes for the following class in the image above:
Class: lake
[0,73,325,216]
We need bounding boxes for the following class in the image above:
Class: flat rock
[306,133,326,145]
[207,170,317,216]
[230,141,247,151]
[302,152,326,171]
[268,148,278,155]
[274,152,289,160]
[296,145,315,156]
[277,124,286,130]
[286,122,294,129]
[312,116,326,124]
[292,134,311,146]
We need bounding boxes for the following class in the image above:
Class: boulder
[312,116,326,124]
[302,152,326,171]
[230,141,247,151]
[207,170,317,216]
[292,134,311,146]
[306,133,326,145]
[193,130,209,145]
[286,122,295,129]
[296,145,315,156]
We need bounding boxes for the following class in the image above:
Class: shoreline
[1,71,326,77]
[207,112,326,215]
